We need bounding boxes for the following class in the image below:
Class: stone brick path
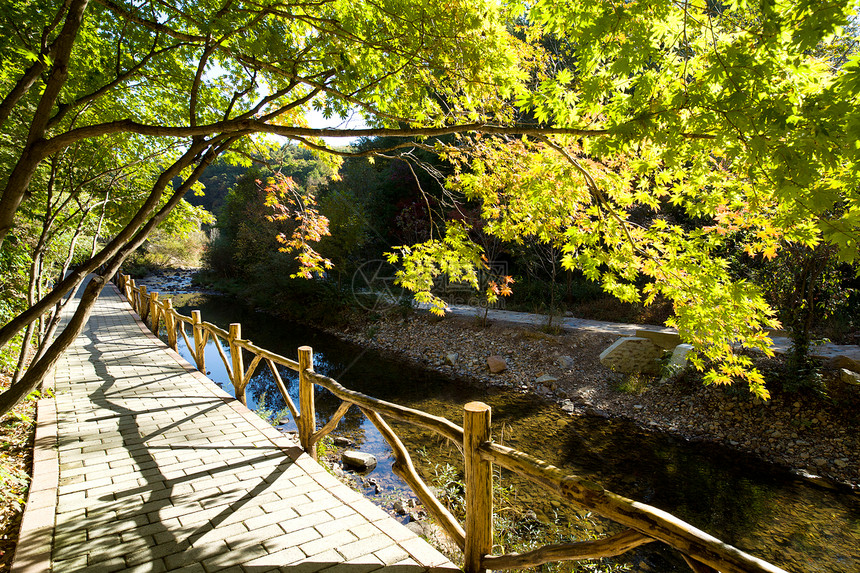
[13,282,459,573]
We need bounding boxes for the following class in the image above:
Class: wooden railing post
[149,292,160,332]
[192,310,206,373]
[128,279,136,309]
[464,401,493,573]
[298,346,317,459]
[138,286,148,320]
[228,323,245,404]
[164,299,177,350]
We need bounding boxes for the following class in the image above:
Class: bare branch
[484,529,654,570]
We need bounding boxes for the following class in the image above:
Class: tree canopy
[0,0,858,412]
[391,0,860,397]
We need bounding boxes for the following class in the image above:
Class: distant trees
[204,144,348,281]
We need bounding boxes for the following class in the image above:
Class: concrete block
[635,329,681,350]
[661,344,694,382]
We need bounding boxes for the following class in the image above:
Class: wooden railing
[115,274,787,573]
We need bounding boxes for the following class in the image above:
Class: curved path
[429,303,860,361]
[13,282,457,573]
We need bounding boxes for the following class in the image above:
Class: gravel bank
[331,312,860,491]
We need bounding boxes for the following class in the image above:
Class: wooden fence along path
[14,279,458,573]
[116,274,790,573]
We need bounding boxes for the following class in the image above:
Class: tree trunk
[31,217,91,365]
[0,0,69,129]
[12,250,44,384]
[11,325,36,386]
[0,276,104,419]
[0,141,211,350]
[0,137,232,416]
[91,191,108,258]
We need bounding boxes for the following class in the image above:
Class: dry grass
[0,372,36,572]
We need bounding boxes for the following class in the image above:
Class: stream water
[136,273,859,572]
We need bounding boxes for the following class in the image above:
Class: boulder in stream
[342,450,377,471]
[487,355,507,373]
[535,374,559,385]
[840,368,860,386]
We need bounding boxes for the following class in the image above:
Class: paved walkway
[14,282,458,573]
[429,303,860,361]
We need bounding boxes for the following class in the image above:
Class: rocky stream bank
[328,312,860,491]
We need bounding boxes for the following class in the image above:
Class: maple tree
[386,0,860,397]
[0,0,523,415]
[0,0,857,414]
[264,173,333,279]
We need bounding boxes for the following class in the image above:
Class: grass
[0,372,37,573]
[613,372,653,395]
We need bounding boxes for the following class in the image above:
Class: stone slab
[599,336,663,374]
[635,329,682,350]
[13,279,456,573]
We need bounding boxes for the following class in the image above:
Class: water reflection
[157,291,859,573]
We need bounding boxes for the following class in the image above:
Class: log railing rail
[115,274,788,573]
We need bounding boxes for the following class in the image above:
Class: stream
[136,273,860,572]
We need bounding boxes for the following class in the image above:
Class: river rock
[560,399,576,413]
[342,450,377,471]
[586,407,612,419]
[406,522,426,537]
[445,352,459,366]
[487,355,507,373]
[599,337,662,374]
[824,355,860,373]
[839,368,860,385]
[333,437,353,447]
[790,469,838,490]
[535,374,559,385]
[556,355,576,369]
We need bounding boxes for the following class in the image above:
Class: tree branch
[483,529,654,570]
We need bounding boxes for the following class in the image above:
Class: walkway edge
[15,281,460,572]
[12,390,58,572]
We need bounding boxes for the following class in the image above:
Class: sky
[303,106,368,145]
